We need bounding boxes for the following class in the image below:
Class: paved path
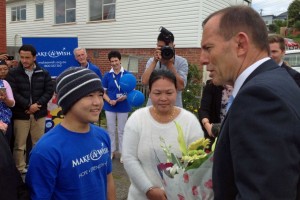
[112,152,130,200]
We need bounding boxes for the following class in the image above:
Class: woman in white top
[123,69,204,200]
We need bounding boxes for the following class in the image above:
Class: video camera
[159,27,175,60]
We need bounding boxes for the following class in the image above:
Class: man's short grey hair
[73,47,87,55]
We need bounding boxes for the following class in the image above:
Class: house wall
[6,0,251,75]
[6,0,203,48]
[87,47,201,78]
[261,15,274,25]
[0,0,6,53]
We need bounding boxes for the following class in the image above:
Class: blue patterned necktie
[226,95,234,112]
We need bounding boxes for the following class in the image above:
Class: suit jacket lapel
[217,59,278,140]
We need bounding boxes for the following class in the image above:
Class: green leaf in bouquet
[175,121,187,156]
[159,136,173,162]
[211,137,217,152]
[185,152,213,171]
[171,153,183,168]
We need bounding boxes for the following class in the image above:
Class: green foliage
[273,19,287,27]
[288,0,300,27]
[294,21,300,30]
[268,24,278,33]
[182,64,204,118]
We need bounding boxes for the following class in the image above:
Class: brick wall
[87,47,202,79]
[0,0,6,53]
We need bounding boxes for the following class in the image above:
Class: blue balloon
[127,90,145,107]
[120,74,136,93]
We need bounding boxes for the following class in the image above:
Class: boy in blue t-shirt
[26,67,116,200]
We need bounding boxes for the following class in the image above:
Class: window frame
[55,0,76,24]
[35,3,44,20]
[89,0,116,22]
[11,5,26,22]
[122,55,139,73]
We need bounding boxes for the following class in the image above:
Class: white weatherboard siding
[6,0,251,49]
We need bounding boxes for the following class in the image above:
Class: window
[122,55,139,73]
[55,0,76,24]
[11,5,26,22]
[36,3,44,20]
[89,0,116,21]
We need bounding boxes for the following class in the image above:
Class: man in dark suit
[200,6,300,199]
[268,35,300,87]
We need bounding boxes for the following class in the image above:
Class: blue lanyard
[112,72,123,92]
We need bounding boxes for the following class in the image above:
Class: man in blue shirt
[74,47,102,80]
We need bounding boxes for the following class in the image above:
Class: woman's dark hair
[149,69,177,91]
[108,50,121,61]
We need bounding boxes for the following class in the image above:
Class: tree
[273,19,287,28]
[287,0,300,27]
[268,24,278,33]
[294,21,300,30]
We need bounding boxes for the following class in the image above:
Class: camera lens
[161,46,174,60]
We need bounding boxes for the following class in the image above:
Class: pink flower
[204,179,213,189]
[157,162,173,171]
[192,186,199,196]
[183,173,189,183]
[177,194,185,200]
[157,163,174,179]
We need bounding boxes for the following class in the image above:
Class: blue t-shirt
[102,68,132,112]
[87,62,103,80]
[26,124,112,200]
[78,62,103,80]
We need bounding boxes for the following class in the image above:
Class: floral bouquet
[156,122,215,200]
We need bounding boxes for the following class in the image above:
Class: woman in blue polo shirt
[102,50,132,163]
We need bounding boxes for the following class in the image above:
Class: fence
[135,79,149,97]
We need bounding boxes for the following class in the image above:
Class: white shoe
[120,156,123,164]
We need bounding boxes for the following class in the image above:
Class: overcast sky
[251,0,294,16]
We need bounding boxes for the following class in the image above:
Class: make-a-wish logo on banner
[22,36,78,77]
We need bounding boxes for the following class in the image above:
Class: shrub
[182,64,204,118]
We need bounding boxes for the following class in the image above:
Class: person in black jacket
[6,44,54,174]
[198,80,232,149]
[268,35,300,87]
[0,121,30,200]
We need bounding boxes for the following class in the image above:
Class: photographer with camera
[141,27,188,107]
[0,53,18,69]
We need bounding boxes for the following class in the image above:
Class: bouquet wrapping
[157,122,214,200]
